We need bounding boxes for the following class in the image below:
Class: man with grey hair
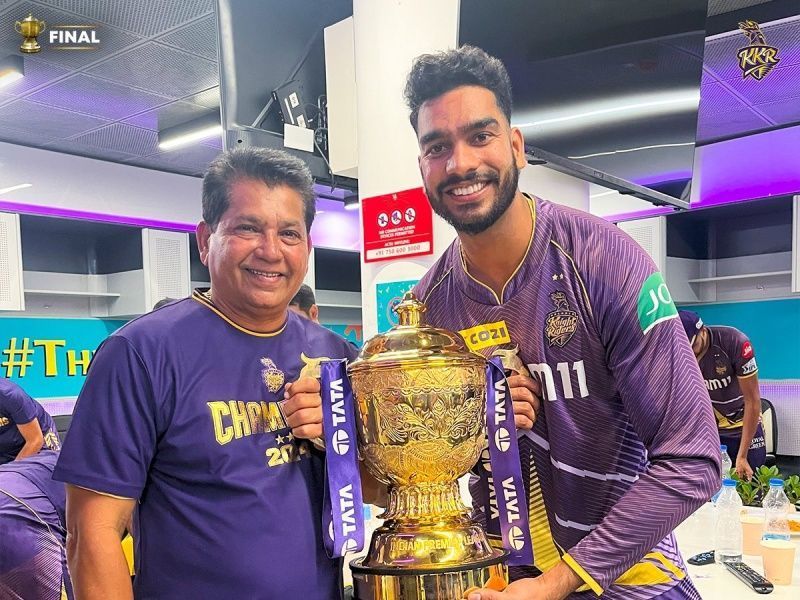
[54,147,358,599]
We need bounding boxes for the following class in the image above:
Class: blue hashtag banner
[0,317,126,399]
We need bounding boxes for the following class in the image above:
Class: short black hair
[290,284,316,311]
[202,147,316,232]
[404,45,513,132]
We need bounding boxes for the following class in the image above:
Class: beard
[425,160,519,235]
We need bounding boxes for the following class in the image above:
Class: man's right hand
[507,373,541,430]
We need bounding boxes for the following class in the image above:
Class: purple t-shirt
[0,379,59,464]
[415,196,719,599]
[54,292,357,599]
[697,325,757,431]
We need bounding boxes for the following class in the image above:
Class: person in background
[679,310,765,480]
[404,45,720,599]
[54,147,362,600]
[152,297,177,310]
[289,283,320,323]
[0,450,71,599]
[0,379,60,465]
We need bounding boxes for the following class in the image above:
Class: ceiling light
[343,194,359,211]
[0,55,24,89]
[569,142,695,160]
[158,111,222,151]
[0,183,32,195]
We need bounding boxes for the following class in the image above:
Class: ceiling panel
[43,0,214,38]
[0,99,109,137]
[158,14,218,61]
[71,122,158,156]
[124,144,221,176]
[86,41,218,98]
[0,57,70,100]
[26,73,171,121]
[697,105,772,141]
[123,100,213,130]
[41,138,136,162]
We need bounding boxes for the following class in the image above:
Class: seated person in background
[0,379,60,465]
[680,310,765,480]
[54,147,362,600]
[289,283,320,323]
[0,450,71,600]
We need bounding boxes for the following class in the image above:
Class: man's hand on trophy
[467,560,581,600]
[282,377,324,439]
[507,374,541,430]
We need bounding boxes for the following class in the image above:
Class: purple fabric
[485,358,533,566]
[697,326,757,429]
[0,379,59,464]
[414,196,720,598]
[321,359,364,557]
[54,293,356,600]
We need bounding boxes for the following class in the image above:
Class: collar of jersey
[192,289,288,337]
[453,194,548,305]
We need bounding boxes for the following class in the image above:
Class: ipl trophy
[322,292,532,599]
[15,13,47,54]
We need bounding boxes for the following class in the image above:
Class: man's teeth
[450,182,487,196]
[249,269,281,277]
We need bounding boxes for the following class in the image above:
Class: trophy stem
[380,481,469,524]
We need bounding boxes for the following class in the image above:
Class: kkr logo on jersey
[0,417,9,427]
[544,292,578,347]
[260,357,284,392]
[715,359,727,376]
[637,272,677,335]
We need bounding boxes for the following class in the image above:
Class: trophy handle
[14,21,22,33]
[40,20,47,32]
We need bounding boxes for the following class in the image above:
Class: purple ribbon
[484,357,534,566]
[320,359,365,558]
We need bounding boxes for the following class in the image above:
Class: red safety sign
[362,187,434,263]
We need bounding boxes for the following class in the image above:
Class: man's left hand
[282,377,323,439]
[467,575,565,600]
[735,456,754,481]
[507,374,541,430]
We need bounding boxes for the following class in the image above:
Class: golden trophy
[347,292,508,599]
[15,13,46,54]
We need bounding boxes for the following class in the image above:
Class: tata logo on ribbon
[507,525,525,551]
[737,20,780,81]
[332,429,351,456]
[494,427,511,452]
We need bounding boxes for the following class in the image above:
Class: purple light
[0,199,197,232]
[609,206,674,223]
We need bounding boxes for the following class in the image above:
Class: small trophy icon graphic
[15,13,47,54]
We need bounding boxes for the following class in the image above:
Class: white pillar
[353,0,461,339]
[519,166,590,212]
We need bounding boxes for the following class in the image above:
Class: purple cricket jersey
[696,326,758,433]
[54,291,357,600]
[415,196,720,599]
[0,379,60,465]
[0,450,69,600]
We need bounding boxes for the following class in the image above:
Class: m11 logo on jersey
[741,342,753,359]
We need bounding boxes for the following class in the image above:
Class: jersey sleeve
[564,225,721,592]
[730,330,758,378]
[53,335,159,499]
[3,384,39,425]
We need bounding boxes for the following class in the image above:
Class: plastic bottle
[714,479,743,563]
[712,445,733,502]
[762,478,791,542]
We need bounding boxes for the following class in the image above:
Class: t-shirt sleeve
[729,330,758,377]
[53,335,159,499]
[3,384,39,425]
[564,226,721,592]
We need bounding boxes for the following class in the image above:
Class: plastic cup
[759,539,796,585]
[741,515,765,555]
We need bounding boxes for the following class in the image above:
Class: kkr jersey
[54,292,357,600]
[415,197,720,599]
[697,326,758,431]
[0,379,60,464]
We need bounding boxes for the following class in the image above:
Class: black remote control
[687,550,715,566]
[724,561,774,594]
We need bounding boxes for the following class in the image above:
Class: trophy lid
[20,13,38,23]
[348,291,483,373]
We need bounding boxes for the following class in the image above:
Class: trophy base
[350,552,508,600]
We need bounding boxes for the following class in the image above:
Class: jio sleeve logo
[494,427,511,452]
[507,525,525,551]
[332,429,351,455]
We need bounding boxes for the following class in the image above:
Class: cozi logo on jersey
[460,321,511,352]
[737,20,780,81]
[741,341,753,359]
[637,272,677,334]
